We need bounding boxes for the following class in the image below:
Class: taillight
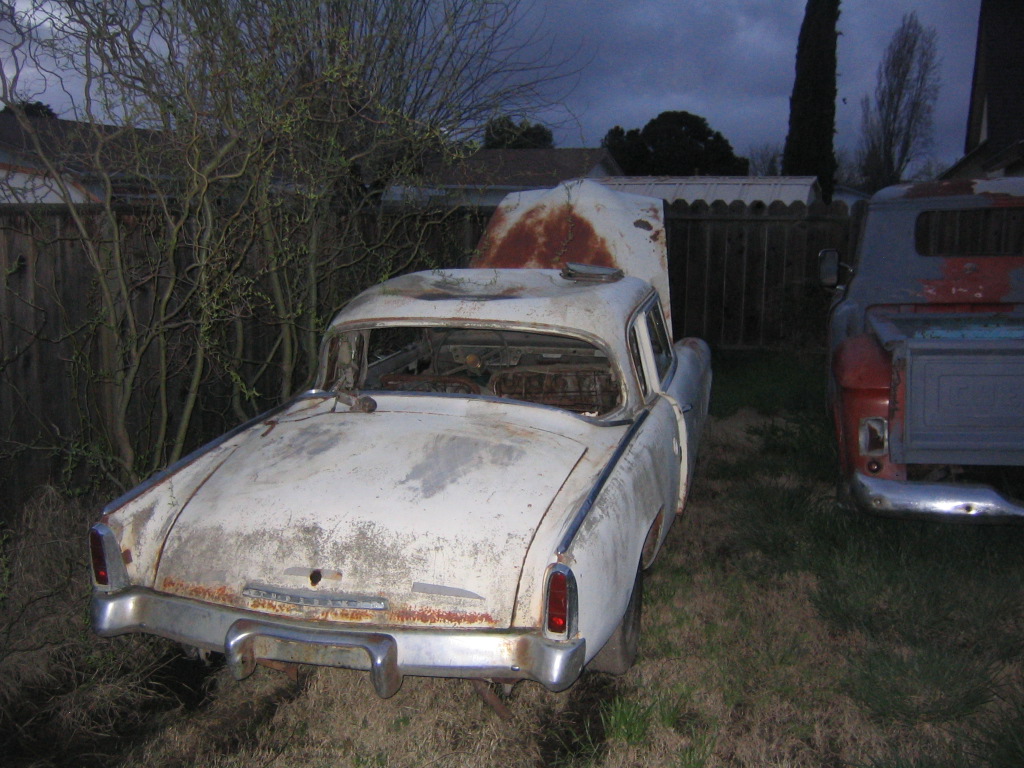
[89,523,128,589]
[859,417,889,456]
[90,526,109,586]
[545,564,576,637]
[546,570,568,633]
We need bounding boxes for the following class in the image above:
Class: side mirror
[818,248,846,288]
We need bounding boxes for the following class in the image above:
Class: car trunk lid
[153,397,590,629]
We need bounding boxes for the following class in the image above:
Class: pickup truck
[89,180,712,696]
[822,178,1024,521]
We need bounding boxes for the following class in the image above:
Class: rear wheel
[589,566,642,675]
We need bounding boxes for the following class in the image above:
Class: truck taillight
[90,526,109,586]
[859,417,889,456]
[545,564,577,637]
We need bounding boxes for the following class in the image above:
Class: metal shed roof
[596,176,822,206]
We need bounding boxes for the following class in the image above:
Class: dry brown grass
[0,486,171,765]
[6,401,1023,767]
[113,411,907,768]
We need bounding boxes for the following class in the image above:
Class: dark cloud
[541,0,980,170]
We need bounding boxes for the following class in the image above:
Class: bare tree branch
[1,0,570,488]
[856,12,940,192]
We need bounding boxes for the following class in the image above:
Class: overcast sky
[537,0,981,170]
[5,0,981,172]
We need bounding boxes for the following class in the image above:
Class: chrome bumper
[92,587,586,697]
[850,472,1024,522]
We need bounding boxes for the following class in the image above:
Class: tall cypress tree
[782,0,840,202]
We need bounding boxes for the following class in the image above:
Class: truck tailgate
[869,313,1024,465]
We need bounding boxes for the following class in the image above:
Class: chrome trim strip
[850,472,1024,522]
[91,587,586,696]
[557,409,651,553]
[241,586,387,611]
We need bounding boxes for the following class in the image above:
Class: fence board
[665,199,858,349]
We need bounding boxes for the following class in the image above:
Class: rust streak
[162,577,241,606]
[160,578,498,627]
[387,606,496,627]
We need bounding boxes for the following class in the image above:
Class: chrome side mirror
[818,248,850,288]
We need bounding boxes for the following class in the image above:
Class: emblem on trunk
[242,585,387,610]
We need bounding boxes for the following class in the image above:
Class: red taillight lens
[90,527,109,586]
[546,570,568,634]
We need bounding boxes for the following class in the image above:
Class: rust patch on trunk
[161,577,497,627]
[387,606,496,627]
[162,577,241,606]
[475,204,616,270]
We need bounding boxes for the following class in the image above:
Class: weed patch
[0,488,201,767]
[845,645,998,723]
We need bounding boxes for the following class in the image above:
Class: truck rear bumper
[850,472,1024,522]
[92,587,586,697]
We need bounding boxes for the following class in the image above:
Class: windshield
[320,326,622,416]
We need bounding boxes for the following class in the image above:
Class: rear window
[322,326,622,416]
[916,207,1024,257]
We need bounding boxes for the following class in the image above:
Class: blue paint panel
[903,341,1024,465]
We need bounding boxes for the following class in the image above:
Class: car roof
[328,268,654,344]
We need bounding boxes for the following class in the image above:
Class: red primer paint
[833,334,890,390]
[903,180,978,198]
[920,257,1024,303]
[832,334,904,481]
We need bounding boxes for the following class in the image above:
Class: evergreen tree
[483,116,554,149]
[782,0,841,201]
[1,101,57,118]
[603,111,748,176]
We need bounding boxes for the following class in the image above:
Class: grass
[600,695,655,745]
[2,350,1023,767]
[0,488,189,767]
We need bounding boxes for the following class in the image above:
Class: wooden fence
[0,199,858,515]
[667,198,860,348]
[1,208,102,515]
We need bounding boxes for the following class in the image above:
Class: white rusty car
[89,181,711,696]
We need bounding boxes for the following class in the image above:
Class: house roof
[945,0,1024,179]
[0,111,169,202]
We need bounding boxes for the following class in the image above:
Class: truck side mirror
[818,248,844,288]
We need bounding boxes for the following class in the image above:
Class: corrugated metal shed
[596,176,822,206]
[382,149,623,210]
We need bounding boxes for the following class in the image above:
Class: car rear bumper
[850,472,1024,522]
[92,587,586,697]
